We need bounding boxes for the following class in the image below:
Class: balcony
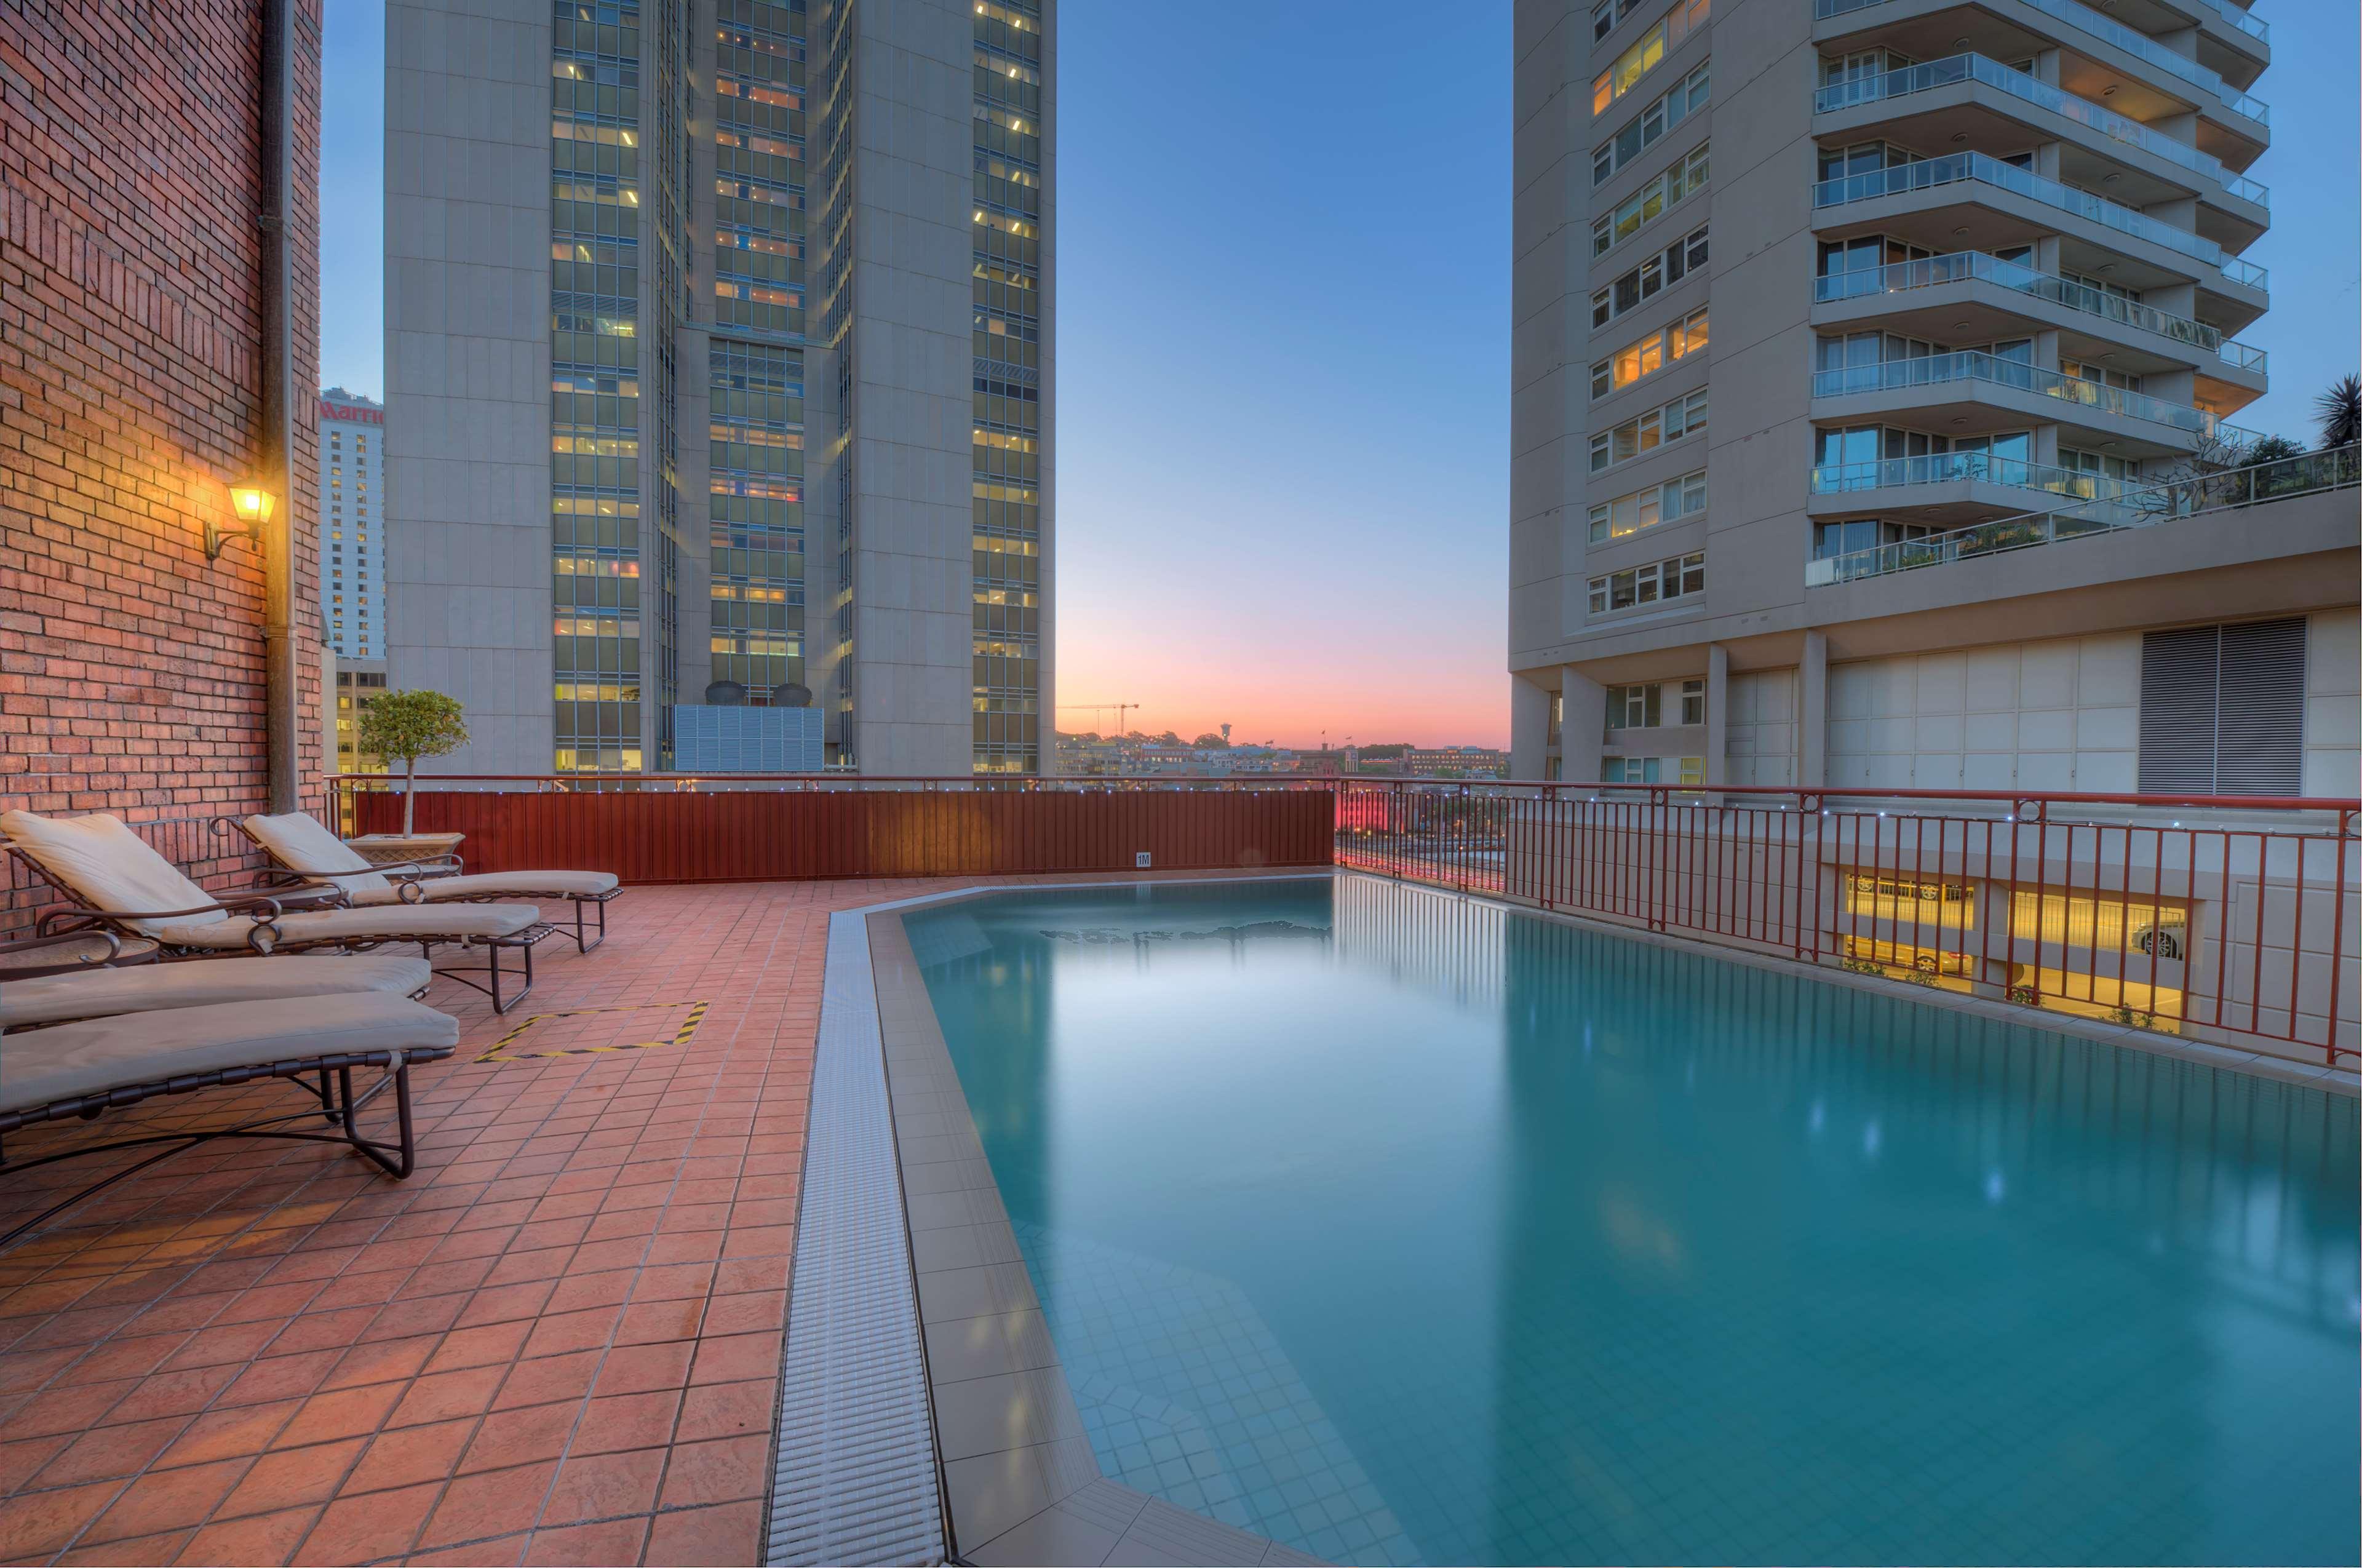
[1811,152,2267,295]
[2187,0,2265,45]
[1810,450,2141,506]
[1813,252,2267,387]
[1813,55,2268,233]
[1805,444,2362,586]
[1811,349,2263,447]
[1815,0,2269,133]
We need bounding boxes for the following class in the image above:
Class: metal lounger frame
[218,817,623,953]
[7,847,552,1014]
[0,1041,456,1251]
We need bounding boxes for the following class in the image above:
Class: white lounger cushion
[1,811,227,934]
[347,870,618,905]
[0,993,460,1117]
[241,811,397,896]
[153,904,542,952]
[0,956,434,1030]
[242,814,617,904]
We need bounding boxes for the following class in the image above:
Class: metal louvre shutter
[2138,625,2221,794]
[2215,617,2307,797]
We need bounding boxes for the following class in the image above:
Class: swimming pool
[902,875,2360,1566]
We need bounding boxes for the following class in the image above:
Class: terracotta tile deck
[0,875,1179,1568]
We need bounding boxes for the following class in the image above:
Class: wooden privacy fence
[348,780,1336,882]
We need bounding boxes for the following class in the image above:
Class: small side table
[346,832,467,868]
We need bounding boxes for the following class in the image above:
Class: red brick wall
[0,1,324,853]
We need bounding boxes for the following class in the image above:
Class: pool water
[904,876,2360,1566]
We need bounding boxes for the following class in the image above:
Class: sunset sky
[321,2,2358,752]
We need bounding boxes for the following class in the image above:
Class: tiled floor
[0,875,1151,1568]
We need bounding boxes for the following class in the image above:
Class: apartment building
[386,0,1052,776]
[1511,0,2356,799]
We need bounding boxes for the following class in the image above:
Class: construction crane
[1056,701,1137,736]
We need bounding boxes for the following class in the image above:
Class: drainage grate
[769,910,946,1566]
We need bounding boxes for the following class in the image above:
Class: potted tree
[351,689,471,864]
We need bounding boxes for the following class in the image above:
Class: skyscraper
[318,389,386,659]
[386,0,1054,776]
[1509,1,2353,796]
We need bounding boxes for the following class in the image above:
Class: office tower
[386,0,1054,775]
[1511,0,2355,795]
[319,389,387,659]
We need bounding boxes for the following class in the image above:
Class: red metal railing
[1334,779,2359,1067]
[325,774,2360,1066]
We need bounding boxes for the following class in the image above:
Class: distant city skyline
[319,2,2361,755]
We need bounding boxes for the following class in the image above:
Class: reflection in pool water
[906,876,2360,1566]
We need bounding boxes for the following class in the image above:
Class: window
[1593,62,1711,185]
[1818,141,1920,182]
[1588,468,1706,543]
[2064,268,2141,304]
[1590,389,1708,472]
[1678,755,1705,786]
[1593,0,1648,40]
[1680,679,1705,725]
[1607,683,1661,728]
[1812,518,1936,560]
[2061,447,2138,487]
[1593,143,1708,258]
[1591,306,1708,399]
[2137,619,2305,795]
[1588,551,1705,616]
[1592,0,1709,116]
[2061,359,2143,392]
[1592,226,1709,328]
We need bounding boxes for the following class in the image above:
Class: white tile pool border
[781,868,2354,1564]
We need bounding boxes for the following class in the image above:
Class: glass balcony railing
[1811,252,2268,376]
[1810,349,2265,442]
[1810,451,2141,501]
[1813,55,2268,207]
[1813,0,2269,127]
[1805,445,2362,587]
[1810,151,2270,290]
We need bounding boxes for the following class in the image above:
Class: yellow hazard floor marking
[475,999,711,1064]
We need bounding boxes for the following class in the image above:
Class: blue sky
[320,2,2357,748]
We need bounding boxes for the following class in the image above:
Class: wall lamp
[208,484,275,560]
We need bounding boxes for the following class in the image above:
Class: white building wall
[1826,634,2142,794]
[1725,669,1797,788]
[2302,607,2359,799]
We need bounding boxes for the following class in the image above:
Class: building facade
[1510,0,2354,797]
[319,389,386,658]
[0,0,326,843]
[386,0,1053,776]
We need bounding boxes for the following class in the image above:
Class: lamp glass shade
[229,485,275,525]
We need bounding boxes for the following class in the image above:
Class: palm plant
[2317,374,2362,450]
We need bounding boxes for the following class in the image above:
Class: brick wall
[0,1,325,875]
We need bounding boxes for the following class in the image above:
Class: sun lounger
[1,953,434,1031]
[0,992,459,1248]
[233,811,623,952]
[2,810,551,1013]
